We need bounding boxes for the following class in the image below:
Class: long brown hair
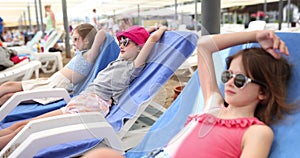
[73,23,97,50]
[226,47,292,125]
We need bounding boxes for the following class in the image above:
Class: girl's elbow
[197,37,210,48]
[197,36,216,54]
[148,35,159,42]
[99,29,106,33]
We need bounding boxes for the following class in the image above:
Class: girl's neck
[219,105,255,119]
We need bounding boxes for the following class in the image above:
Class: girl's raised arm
[86,29,106,63]
[197,31,258,110]
[134,26,168,68]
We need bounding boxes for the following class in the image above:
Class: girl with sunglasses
[0,25,168,150]
[155,30,292,158]
[0,23,98,105]
[64,25,167,116]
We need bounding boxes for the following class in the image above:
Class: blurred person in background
[44,5,56,32]
[90,8,99,29]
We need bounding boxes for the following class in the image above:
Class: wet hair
[226,47,292,125]
[73,23,97,50]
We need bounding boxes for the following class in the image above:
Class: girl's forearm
[149,27,167,42]
[134,27,167,67]
[88,29,106,61]
[210,31,258,53]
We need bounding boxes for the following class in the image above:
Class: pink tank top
[164,113,265,158]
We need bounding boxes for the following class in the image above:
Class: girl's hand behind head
[256,30,289,59]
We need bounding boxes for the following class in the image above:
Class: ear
[83,38,89,45]
[258,90,266,101]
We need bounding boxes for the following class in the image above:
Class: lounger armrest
[117,100,152,139]
[0,88,71,121]
[9,46,33,55]
[0,112,123,157]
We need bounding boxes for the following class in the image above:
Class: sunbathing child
[0,23,99,105]
[0,25,168,150]
[149,30,292,157]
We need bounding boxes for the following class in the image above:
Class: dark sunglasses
[221,70,266,89]
[119,38,131,47]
